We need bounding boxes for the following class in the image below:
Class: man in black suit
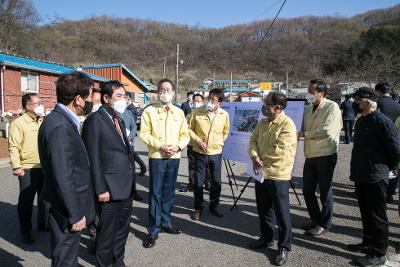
[340,95,356,144]
[38,71,95,266]
[375,82,400,204]
[81,80,133,267]
[180,91,194,117]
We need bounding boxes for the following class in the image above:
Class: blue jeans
[148,159,180,235]
[193,152,222,210]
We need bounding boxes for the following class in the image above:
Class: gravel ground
[0,139,400,267]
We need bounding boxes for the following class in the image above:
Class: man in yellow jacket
[140,78,190,248]
[188,88,230,220]
[298,79,342,236]
[248,91,297,266]
[8,93,47,244]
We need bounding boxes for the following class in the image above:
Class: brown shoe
[306,226,327,236]
[191,210,202,220]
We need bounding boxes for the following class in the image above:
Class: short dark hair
[209,88,225,102]
[375,82,390,94]
[92,87,101,93]
[22,93,37,109]
[344,94,351,100]
[157,78,175,91]
[100,80,125,104]
[265,91,287,109]
[193,93,204,100]
[309,79,328,96]
[125,91,134,99]
[352,87,379,102]
[392,91,399,102]
[56,71,94,105]
[187,91,194,97]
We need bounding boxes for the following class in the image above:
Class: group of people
[7,72,400,267]
[247,79,400,267]
[7,72,230,266]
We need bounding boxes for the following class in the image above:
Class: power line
[247,0,285,24]
[131,53,175,65]
[248,0,288,61]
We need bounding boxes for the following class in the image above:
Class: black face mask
[82,100,93,115]
[352,102,362,114]
[261,104,273,118]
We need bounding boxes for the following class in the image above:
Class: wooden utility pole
[230,72,233,102]
[162,57,167,78]
[175,44,179,98]
[286,70,289,96]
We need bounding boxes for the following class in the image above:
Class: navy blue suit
[340,99,356,143]
[38,104,95,266]
[180,101,192,117]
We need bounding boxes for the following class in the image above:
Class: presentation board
[221,99,305,165]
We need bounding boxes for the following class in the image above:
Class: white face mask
[159,92,174,104]
[206,101,215,112]
[92,103,101,112]
[33,105,44,117]
[305,93,317,104]
[113,99,127,114]
[194,102,203,108]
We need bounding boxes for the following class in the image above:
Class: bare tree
[339,46,400,89]
[0,0,39,51]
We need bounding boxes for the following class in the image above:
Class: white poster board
[284,100,305,132]
[221,99,305,179]
[221,102,263,164]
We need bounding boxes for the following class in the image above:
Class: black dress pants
[187,146,196,185]
[96,198,133,267]
[355,180,388,257]
[49,212,81,267]
[343,119,354,143]
[18,168,48,235]
[302,154,337,229]
[255,179,292,251]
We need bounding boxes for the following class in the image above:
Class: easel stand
[230,176,302,211]
[223,159,238,205]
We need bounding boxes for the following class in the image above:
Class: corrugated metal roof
[224,87,252,93]
[236,91,261,97]
[83,63,149,91]
[0,52,108,82]
[213,80,251,84]
[82,63,123,69]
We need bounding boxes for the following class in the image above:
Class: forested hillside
[1,1,399,88]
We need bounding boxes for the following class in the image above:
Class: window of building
[21,70,39,93]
